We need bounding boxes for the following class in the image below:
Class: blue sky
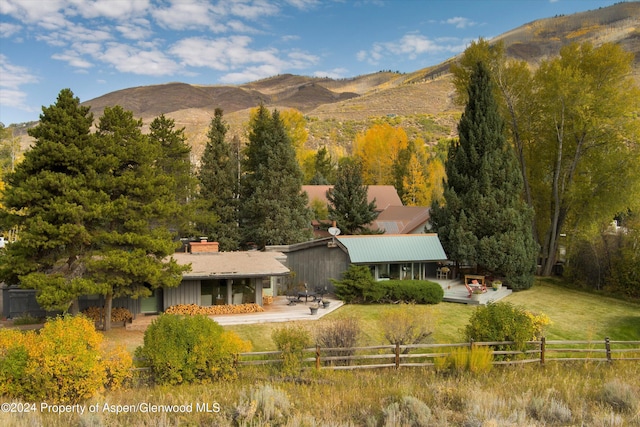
[0,0,628,125]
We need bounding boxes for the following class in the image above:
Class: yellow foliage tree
[402,153,429,206]
[354,123,408,185]
[425,156,446,206]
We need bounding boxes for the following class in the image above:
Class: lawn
[102,277,640,352]
[218,277,640,351]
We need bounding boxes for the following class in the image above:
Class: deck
[432,278,513,305]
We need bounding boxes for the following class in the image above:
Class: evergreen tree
[240,105,312,247]
[0,89,99,312]
[148,114,195,236]
[196,108,240,250]
[430,62,537,290]
[0,91,188,330]
[327,161,379,235]
[90,106,188,329]
[313,146,335,184]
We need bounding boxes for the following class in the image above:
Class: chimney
[189,238,219,253]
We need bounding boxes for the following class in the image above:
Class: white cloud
[116,18,153,40]
[51,51,94,69]
[313,67,348,79]
[101,43,182,76]
[152,0,223,31]
[68,0,150,20]
[0,22,22,38]
[0,54,38,114]
[444,16,476,29]
[358,32,467,64]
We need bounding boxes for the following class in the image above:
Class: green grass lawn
[225,277,640,351]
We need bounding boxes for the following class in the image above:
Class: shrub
[315,317,360,365]
[331,264,382,303]
[435,346,493,375]
[383,396,432,427]
[136,314,250,385]
[464,302,536,359]
[597,380,639,413]
[332,266,444,304]
[0,315,114,403]
[271,324,312,376]
[379,305,433,351]
[380,280,444,304]
[235,384,291,423]
[527,396,573,424]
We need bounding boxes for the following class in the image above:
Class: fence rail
[236,338,640,371]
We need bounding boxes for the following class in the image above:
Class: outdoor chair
[465,279,487,297]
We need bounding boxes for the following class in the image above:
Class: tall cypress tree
[327,161,379,235]
[430,62,537,290]
[240,105,312,247]
[196,108,240,250]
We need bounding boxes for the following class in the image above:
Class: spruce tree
[240,105,312,247]
[196,108,240,250]
[91,106,188,330]
[430,62,537,290]
[327,161,379,235]
[149,114,195,236]
[0,89,99,312]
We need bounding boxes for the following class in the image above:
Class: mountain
[18,2,640,157]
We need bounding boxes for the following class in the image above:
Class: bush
[271,324,312,376]
[380,280,444,304]
[379,305,433,351]
[434,346,493,375]
[383,395,432,427]
[0,315,130,403]
[235,384,291,423]
[464,302,536,359]
[597,380,639,413]
[315,317,360,365]
[135,314,250,385]
[332,264,382,303]
[332,265,444,304]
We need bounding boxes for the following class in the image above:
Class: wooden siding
[285,243,349,292]
[164,280,200,308]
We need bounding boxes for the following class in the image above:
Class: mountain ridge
[13,2,640,157]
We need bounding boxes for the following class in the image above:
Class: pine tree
[196,108,240,250]
[149,114,195,236]
[91,106,188,329]
[430,62,537,290]
[327,161,379,235]
[0,89,99,313]
[240,105,312,247]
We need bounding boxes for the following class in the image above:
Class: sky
[0,0,630,125]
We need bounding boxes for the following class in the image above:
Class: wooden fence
[237,338,640,370]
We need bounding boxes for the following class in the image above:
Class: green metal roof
[336,234,447,264]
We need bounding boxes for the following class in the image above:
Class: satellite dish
[328,227,341,236]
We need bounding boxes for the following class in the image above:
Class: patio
[432,278,513,305]
[126,295,344,330]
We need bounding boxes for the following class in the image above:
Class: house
[303,185,432,237]
[371,205,431,234]
[75,240,290,317]
[302,185,402,213]
[265,233,447,294]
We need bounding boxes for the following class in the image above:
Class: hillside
[13,2,640,156]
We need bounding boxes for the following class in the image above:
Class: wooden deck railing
[236,338,640,370]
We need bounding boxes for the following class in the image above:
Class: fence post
[540,336,546,365]
[316,345,321,370]
[605,337,612,363]
[395,342,401,369]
